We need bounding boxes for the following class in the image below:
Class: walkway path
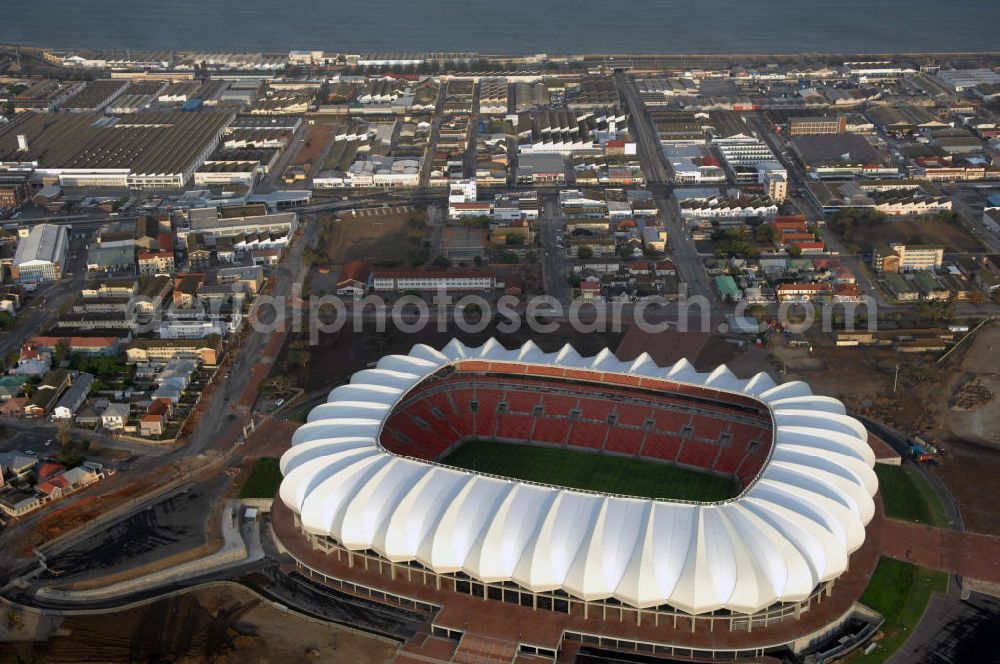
[880,519,1000,584]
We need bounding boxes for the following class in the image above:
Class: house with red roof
[655,260,677,276]
[579,280,601,300]
[139,397,173,438]
[30,336,120,357]
[36,462,66,482]
[336,261,372,298]
[775,283,834,303]
[36,466,98,500]
[834,284,863,302]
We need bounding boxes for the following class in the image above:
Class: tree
[5,608,22,631]
[787,245,803,257]
[56,420,73,448]
[753,224,777,244]
[301,248,321,267]
[0,311,14,330]
[53,340,70,366]
[432,256,451,268]
[577,246,593,259]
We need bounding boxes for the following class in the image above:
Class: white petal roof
[279,338,878,615]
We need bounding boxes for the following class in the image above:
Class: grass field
[238,457,283,499]
[438,440,739,501]
[875,464,950,528]
[852,557,948,664]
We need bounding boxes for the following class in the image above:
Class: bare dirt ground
[933,439,1000,535]
[944,325,1000,447]
[772,323,1000,536]
[289,120,336,169]
[323,207,424,266]
[931,325,1000,535]
[0,584,397,664]
[843,216,983,253]
[770,337,903,419]
[287,321,626,394]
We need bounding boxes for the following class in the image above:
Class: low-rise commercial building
[125,335,222,365]
[787,115,847,136]
[371,269,496,292]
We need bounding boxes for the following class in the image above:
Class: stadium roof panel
[279,338,877,614]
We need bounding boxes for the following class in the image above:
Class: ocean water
[1,0,998,55]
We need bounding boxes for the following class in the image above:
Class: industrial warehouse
[0,111,233,189]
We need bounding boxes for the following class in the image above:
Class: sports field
[439,440,739,501]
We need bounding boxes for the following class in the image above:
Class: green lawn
[875,464,950,528]
[438,440,739,502]
[238,457,283,499]
[853,557,948,664]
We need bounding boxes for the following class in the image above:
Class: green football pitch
[438,439,739,502]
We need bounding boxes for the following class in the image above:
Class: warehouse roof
[0,111,234,176]
[13,224,67,267]
[790,133,883,166]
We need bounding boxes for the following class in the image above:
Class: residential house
[23,369,71,418]
[37,465,100,499]
[139,398,172,437]
[100,402,130,430]
[51,372,95,420]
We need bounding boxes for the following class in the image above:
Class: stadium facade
[274,339,881,662]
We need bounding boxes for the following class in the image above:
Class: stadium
[273,339,881,663]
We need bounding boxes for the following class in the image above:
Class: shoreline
[3,43,1000,62]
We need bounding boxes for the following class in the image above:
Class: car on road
[44,439,52,447]
[275,398,285,407]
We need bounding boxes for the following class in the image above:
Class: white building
[936,68,1000,92]
[101,402,130,430]
[158,320,226,340]
[371,270,496,292]
[13,224,69,284]
[449,179,478,204]
[663,144,726,184]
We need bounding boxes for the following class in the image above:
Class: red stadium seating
[378,369,774,489]
[614,404,655,427]
[641,433,683,463]
[567,421,609,450]
[531,416,571,445]
[496,413,535,441]
[604,427,643,456]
